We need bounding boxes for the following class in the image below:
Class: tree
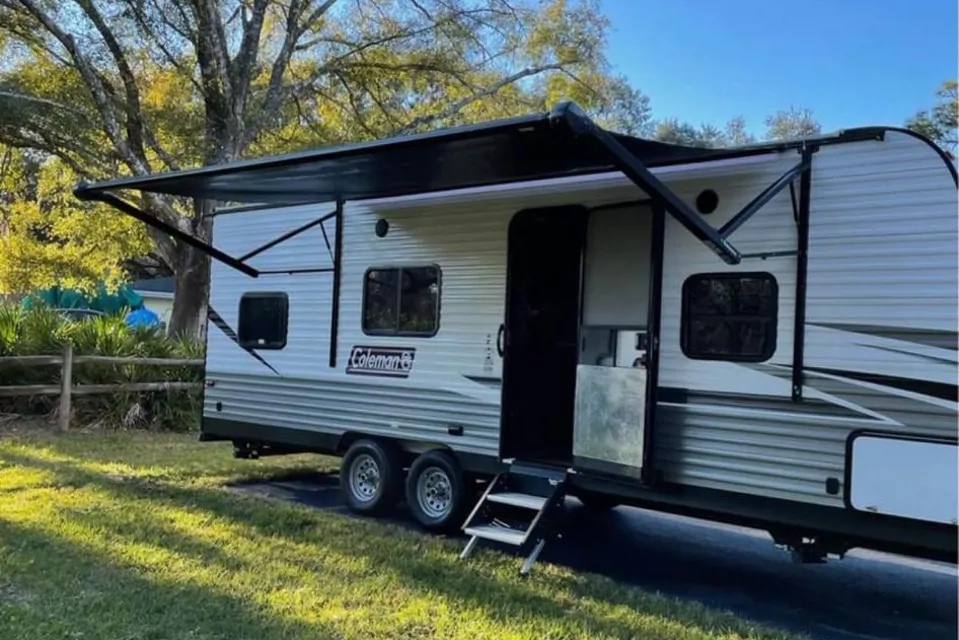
[905,80,957,152]
[652,118,726,148]
[0,147,152,294]
[764,106,821,141]
[724,115,756,146]
[0,0,647,336]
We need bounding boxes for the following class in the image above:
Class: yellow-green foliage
[0,151,152,297]
[0,306,203,430]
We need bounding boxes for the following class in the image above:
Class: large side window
[681,272,778,362]
[363,266,441,337]
[238,292,289,350]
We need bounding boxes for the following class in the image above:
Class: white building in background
[130,276,174,333]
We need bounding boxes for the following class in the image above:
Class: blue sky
[601,0,958,135]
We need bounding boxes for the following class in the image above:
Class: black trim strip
[884,126,958,186]
[257,267,335,275]
[740,250,798,260]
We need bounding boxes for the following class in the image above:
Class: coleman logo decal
[346,346,415,378]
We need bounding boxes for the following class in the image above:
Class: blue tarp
[124,306,161,330]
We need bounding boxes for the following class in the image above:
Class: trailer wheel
[406,449,469,533]
[340,439,402,516]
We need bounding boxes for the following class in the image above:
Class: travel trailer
[75,102,958,573]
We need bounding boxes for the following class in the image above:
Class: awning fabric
[72,101,879,274]
[73,107,776,207]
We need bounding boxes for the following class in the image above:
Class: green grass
[0,428,807,640]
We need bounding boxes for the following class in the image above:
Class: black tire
[405,449,470,533]
[576,489,621,511]
[339,439,403,516]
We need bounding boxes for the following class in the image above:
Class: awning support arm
[77,189,260,278]
[791,147,813,401]
[549,102,742,265]
[718,156,811,238]
[239,207,338,262]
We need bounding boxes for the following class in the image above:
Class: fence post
[58,343,73,431]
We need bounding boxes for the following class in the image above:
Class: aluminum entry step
[463,524,527,546]
[485,492,547,511]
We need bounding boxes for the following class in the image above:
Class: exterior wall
[203,132,957,513]
[204,185,642,458]
[655,131,957,507]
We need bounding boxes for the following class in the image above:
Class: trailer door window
[238,292,289,350]
[681,272,778,362]
[363,266,440,336]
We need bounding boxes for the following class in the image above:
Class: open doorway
[500,205,588,464]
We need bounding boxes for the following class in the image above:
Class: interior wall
[581,205,653,327]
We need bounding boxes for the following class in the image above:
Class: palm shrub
[0,304,205,431]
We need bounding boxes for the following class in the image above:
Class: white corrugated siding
[205,133,956,509]
[204,184,645,457]
[655,131,958,506]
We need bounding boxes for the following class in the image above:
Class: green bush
[0,305,205,431]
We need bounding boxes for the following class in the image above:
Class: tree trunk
[168,243,211,339]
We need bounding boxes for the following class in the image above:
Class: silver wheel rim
[348,453,381,503]
[416,466,453,519]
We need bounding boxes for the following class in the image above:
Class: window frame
[237,291,290,350]
[680,271,779,363]
[361,264,442,338]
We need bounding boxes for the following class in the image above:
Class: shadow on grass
[0,448,795,640]
[0,518,343,640]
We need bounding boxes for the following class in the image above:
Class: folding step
[459,460,569,576]
[463,524,527,546]
[485,492,547,510]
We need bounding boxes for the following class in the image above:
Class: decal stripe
[804,366,958,403]
[809,323,959,351]
[860,343,957,366]
[207,306,281,376]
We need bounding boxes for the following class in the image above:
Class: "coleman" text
[345,346,416,378]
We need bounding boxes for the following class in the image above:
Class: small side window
[363,266,440,337]
[238,292,289,350]
[681,272,778,362]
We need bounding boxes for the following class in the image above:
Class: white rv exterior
[201,128,957,561]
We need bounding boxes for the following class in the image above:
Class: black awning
[74,107,742,207]
[74,101,847,275]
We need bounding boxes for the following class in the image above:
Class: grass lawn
[0,427,806,640]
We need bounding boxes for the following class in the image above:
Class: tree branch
[13,0,149,176]
[392,61,569,135]
[0,90,95,124]
[119,0,204,94]
[229,0,270,117]
[72,0,150,170]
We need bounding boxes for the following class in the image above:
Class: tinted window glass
[681,273,778,362]
[238,293,289,349]
[363,266,440,336]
